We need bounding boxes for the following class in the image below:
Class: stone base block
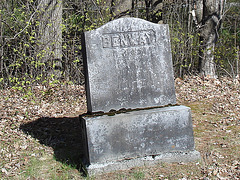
[79,105,200,174]
[87,150,200,175]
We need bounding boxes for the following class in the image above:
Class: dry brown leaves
[0,76,239,179]
[175,76,240,179]
[0,84,87,178]
[175,75,240,124]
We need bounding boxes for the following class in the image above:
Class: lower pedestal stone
[79,105,200,174]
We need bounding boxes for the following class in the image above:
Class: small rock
[20,145,27,150]
[221,144,227,148]
[158,174,164,178]
[4,164,11,169]
[15,163,21,168]
[213,169,218,176]
[1,168,8,175]
[39,157,48,161]
[232,160,239,166]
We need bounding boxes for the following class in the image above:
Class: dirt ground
[0,76,240,179]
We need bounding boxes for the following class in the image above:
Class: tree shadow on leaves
[20,116,88,176]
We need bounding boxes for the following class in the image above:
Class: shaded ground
[0,76,240,179]
[20,117,84,170]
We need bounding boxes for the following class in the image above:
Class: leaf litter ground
[0,76,239,179]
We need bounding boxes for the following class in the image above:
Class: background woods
[0,0,239,88]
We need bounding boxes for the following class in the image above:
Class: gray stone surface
[87,150,201,175]
[80,105,196,165]
[83,17,176,113]
[81,18,200,174]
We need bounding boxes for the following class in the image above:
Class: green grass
[18,155,83,180]
[131,170,145,179]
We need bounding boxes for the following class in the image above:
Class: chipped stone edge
[86,150,201,175]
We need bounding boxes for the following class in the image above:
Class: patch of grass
[85,174,96,180]
[116,173,126,179]
[131,169,145,180]
[18,154,82,180]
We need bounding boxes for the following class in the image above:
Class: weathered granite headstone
[80,17,200,174]
[83,18,176,113]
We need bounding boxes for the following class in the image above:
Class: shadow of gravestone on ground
[20,117,86,173]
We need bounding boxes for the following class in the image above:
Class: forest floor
[0,76,240,179]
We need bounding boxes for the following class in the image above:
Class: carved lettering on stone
[102,30,156,48]
[84,18,176,112]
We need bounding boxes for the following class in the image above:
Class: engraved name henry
[102,29,156,48]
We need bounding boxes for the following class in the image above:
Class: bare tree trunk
[0,2,2,74]
[0,1,4,80]
[235,18,239,78]
[195,0,225,78]
[237,46,239,77]
[39,0,62,78]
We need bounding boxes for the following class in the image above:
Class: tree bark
[195,0,225,78]
[0,2,3,78]
[39,0,62,78]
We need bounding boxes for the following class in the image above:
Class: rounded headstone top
[83,18,176,113]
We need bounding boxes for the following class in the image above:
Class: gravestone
[80,17,200,174]
[83,18,176,113]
